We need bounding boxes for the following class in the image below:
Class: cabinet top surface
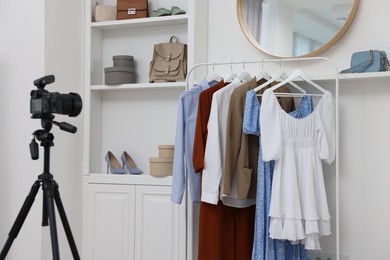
[84,173,173,186]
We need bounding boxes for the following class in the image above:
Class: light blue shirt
[171,79,210,204]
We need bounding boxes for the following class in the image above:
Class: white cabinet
[134,185,186,260]
[83,183,136,260]
[82,175,186,260]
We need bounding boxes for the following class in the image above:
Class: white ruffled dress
[260,89,335,250]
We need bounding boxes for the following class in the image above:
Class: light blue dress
[243,90,313,260]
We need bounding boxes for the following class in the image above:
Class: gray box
[104,67,136,85]
[113,55,135,68]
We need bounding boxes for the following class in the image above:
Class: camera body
[30,89,82,118]
[30,75,82,119]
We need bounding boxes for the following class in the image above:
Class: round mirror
[237,0,359,58]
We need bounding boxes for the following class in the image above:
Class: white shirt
[201,78,255,208]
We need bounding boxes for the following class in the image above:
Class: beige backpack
[149,36,187,83]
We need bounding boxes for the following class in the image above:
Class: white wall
[207,0,390,259]
[0,1,45,259]
[0,1,84,259]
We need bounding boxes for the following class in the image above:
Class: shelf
[84,173,172,186]
[91,72,390,92]
[310,71,390,82]
[338,71,390,81]
[91,82,186,91]
[91,15,188,30]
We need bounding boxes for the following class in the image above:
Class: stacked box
[149,145,175,177]
[105,55,136,85]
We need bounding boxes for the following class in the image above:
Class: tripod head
[29,115,79,161]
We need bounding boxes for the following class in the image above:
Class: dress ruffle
[269,217,331,250]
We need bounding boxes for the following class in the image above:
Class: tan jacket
[223,78,295,201]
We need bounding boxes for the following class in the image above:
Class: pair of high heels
[105,151,142,175]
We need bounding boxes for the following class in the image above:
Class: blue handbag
[341,50,389,73]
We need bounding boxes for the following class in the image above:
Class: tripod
[0,124,80,260]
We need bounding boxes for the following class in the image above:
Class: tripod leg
[53,181,80,260]
[42,189,48,226]
[44,181,61,260]
[0,181,41,260]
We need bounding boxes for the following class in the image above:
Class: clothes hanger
[256,61,271,82]
[269,68,326,97]
[206,62,223,83]
[238,61,252,82]
[253,59,306,94]
[225,61,237,82]
[254,63,306,94]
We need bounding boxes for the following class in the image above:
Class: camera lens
[50,92,82,117]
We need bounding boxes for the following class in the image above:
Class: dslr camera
[30,75,82,119]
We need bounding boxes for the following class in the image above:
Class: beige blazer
[223,78,295,201]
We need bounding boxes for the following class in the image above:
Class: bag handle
[340,50,373,73]
[380,51,390,70]
[170,36,178,43]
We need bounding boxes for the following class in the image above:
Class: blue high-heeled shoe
[121,151,142,175]
[105,151,126,174]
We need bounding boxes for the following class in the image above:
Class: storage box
[116,0,148,20]
[149,157,173,177]
[104,67,136,85]
[113,55,135,67]
[95,4,116,22]
[158,145,174,158]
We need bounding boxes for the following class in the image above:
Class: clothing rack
[185,57,340,260]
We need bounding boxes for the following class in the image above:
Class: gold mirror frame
[237,0,360,58]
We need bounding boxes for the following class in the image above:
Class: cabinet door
[83,184,135,260]
[135,185,186,260]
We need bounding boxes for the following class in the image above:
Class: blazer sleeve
[192,92,206,173]
[171,94,186,204]
[260,89,282,162]
[316,91,336,164]
[223,90,243,195]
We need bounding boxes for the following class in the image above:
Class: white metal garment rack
[185,57,341,259]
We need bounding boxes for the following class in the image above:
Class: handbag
[95,3,116,22]
[341,50,390,73]
[116,0,148,20]
[149,36,187,83]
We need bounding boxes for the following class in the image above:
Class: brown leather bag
[116,0,148,20]
[149,36,187,83]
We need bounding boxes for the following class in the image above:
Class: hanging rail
[186,57,339,89]
[185,56,340,260]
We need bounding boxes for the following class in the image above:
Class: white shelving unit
[81,1,208,259]
[81,0,207,176]
[83,1,190,176]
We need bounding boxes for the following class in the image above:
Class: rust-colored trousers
[197,200,255,260]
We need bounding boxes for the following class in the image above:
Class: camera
[30,75,82,118]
